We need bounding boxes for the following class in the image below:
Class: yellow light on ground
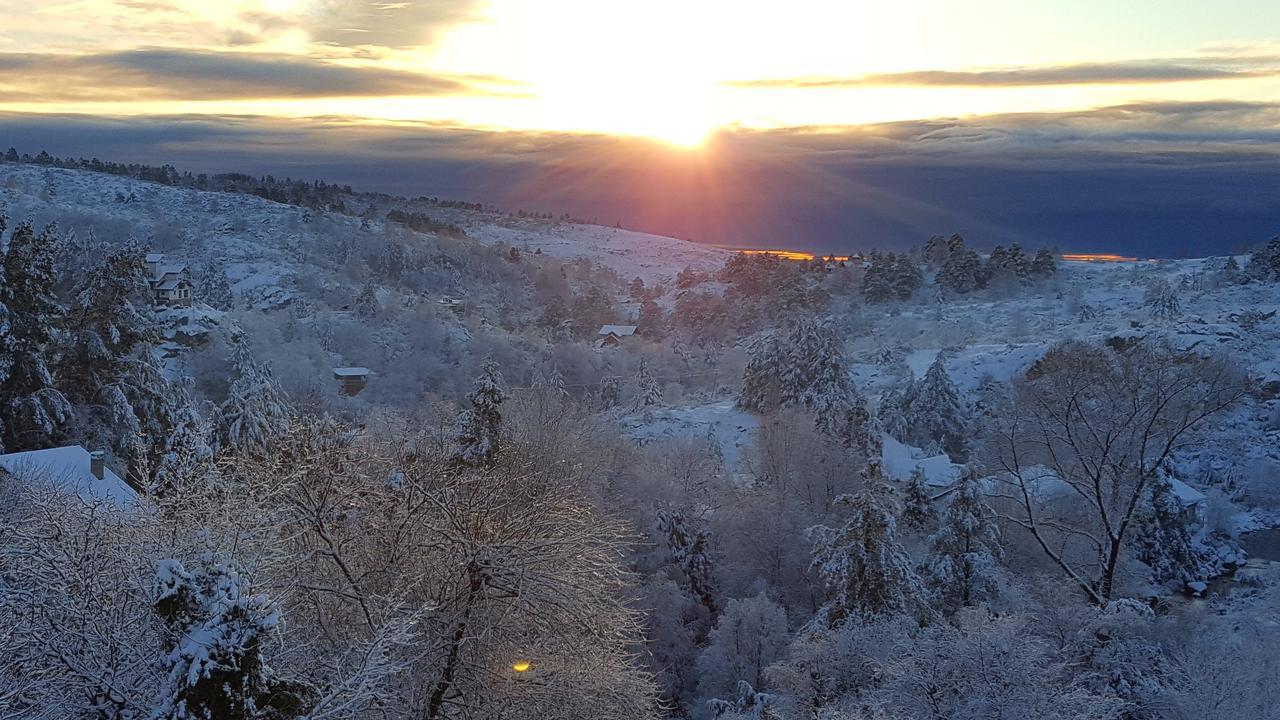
[512,661,532,673]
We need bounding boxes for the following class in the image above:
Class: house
[333,367,371,396]
[597,324,638,348]
[438,296,465,314]
[146,252,194,307]
[0,445,136,507]
[1167,477,1207,523]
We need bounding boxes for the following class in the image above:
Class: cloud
[1,101,1277,257]
[727,58,1280,88]
[0,48,517,102]
[302,0,484,49]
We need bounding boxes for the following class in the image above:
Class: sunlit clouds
[1,0,1279,146]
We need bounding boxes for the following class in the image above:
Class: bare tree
[989,340,1244,604]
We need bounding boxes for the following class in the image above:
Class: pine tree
[1143,278,1180,322]
[902,467,934,530]
[450,357,505,465]
[737,332,783,413]
[923,234,951,268]
[938,245,983,295]
[629,276,646,300]
[355,280,380,318]
[638,298,666,338]
[808,490,928,628]
[1133,472,1201,586]
[152,554,310,719]
[891,253,923,300]
[154,388,215,490]
[877,386,911,442]
[1246,236,1280,282]
[598,374,622,410]
[1029,247,1057,278]
[862,252,896,303]
[61,241,178,467]
[903,352,969,460]
[195,259,233,310]
[0,219,71,451]
[656,509,719,617]
[215,339,291,456]
[634,359,664,412]
[924,472,1002,612]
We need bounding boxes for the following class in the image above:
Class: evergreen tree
[938,244,984,295]
[634,359,664,412]
[877,386,911,442]
[891,253,923,300]
[656,509,719,617]
[598,374,622,410]
[195,260,233,310]
[638,298,666,339]
[903,352,969,460]
[902,467,934,530]
[1029,247,1057,278]
[1246,236,1280,282]
[355,280,379,319]
[61,241,178,468]
[215,339,291,456]
[1143,278,1181,322]
[0,219,71,451]
[736,332,783,413]
[629,276,646,300]
[808,490,929,628]
[861,252,896,303]
[154,388,215,490]
[450,357,505,465]
[152,554,311,720]
[1133,471,1201,586]
[924,472,1003,612]
[922,234,951,268]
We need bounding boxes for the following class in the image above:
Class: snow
[599,324,638,337]
[880,433,963,487]
[621,400,758,472]
[333,367,371,377]
[0,445,136,507]
[1168,477,1207,507]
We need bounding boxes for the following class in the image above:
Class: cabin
[0,445,136,507]
[597,324,638,348]
[1167,477,1208,523]
[333,367,371,396]
[438,296,465,314]
[146,253,194,307]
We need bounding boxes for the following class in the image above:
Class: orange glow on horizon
[737,249,853,262]
[1061,253,1139,262]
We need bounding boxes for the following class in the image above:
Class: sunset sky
[2,1,1279,253]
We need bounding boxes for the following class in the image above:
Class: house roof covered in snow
[333,367,371,377]
[146,252,164,263]
[1167,477,1207,506]
[0,446,136,507]
[598,324,638,337]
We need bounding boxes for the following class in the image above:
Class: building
[333,367,371,396]
[438,296,465,314]
[146,252,194,307]
[0,445,136,507]
[597,324,638,348]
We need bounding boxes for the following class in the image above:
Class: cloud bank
[2,102,1277,257]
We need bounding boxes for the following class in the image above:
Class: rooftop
[0,445,135,507]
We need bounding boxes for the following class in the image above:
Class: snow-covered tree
[706,681,781,720]
[737,331,783,413]
[1246,236,1280,282]
[195,259,233,311]
[355,280,380,318]
[938,240,984,295]
[1143,277,1181,322]
[61,241,178,467]
[902,467,934,530]
[861,252,896,303]
[923,234,951,268]
[450,357,505,465]
[1133,469,1202,587]
[0,219,71,451]
[808,490,929,628]
[151,554,311,720]
[638,297,666,338]
[215,339,291,456]
[877,386,910,442]
[892,253,923,300]
[657,509,719,617]
[154,389,215,491]
[1030,247,1057,278]
[925,472,1003,612]
[696,593,788,703]
[634,359,664,412]
[902,351,969,459]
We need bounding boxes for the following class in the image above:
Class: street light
[511,660,532,673]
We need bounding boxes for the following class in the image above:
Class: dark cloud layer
[729,59,1280,88]
[0,48,507,102]
[1,103,1277,257]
